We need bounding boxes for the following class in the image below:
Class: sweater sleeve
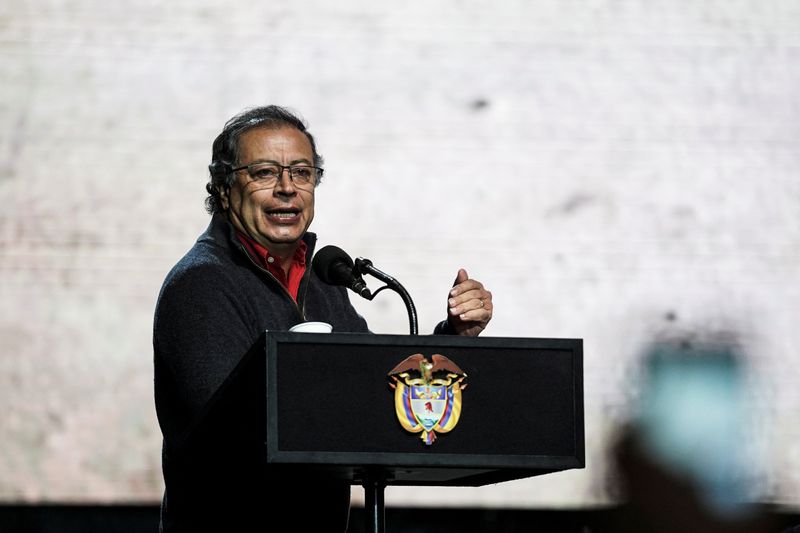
[153,262,259,447]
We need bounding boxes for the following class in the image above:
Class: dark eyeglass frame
[229,162,324,187]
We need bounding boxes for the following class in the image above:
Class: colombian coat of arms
[388,353,467,445]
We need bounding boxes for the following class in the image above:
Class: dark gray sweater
[153,215,370,532]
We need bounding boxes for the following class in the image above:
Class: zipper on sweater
[297,271,311,318]
[234,241,307,321]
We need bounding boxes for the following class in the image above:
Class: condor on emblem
[388,354,467,445]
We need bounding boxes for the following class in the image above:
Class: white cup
[289,321,333,333]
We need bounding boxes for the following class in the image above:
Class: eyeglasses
[230,162,323,189]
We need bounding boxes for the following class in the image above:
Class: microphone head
[312,245,355,285]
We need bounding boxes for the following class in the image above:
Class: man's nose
[273,168,297,194]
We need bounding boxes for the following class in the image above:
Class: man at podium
[153,105,493,532]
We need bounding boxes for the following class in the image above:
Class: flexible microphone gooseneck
[354,257,418,336]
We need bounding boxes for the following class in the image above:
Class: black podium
[262,331,584,532]
[181,331,582,531]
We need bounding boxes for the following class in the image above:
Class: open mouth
[265,208,300,221]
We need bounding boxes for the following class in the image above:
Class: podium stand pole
[363,469,386,533]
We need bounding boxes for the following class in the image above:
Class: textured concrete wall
[1,0,798,507]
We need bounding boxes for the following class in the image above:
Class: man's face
[222,126,316,255]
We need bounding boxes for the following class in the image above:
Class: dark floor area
[0,504,798,533]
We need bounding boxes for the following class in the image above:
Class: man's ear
[218,185,230,210]
[209,161,232,210]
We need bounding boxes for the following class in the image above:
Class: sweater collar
[203,213,318,264]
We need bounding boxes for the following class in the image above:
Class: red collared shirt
[235,232,307,302]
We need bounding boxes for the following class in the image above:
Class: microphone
[312,245,372,299]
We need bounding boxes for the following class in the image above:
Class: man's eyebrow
[240,158,313,166]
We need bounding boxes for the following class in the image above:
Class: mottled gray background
[1,0,798,509]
